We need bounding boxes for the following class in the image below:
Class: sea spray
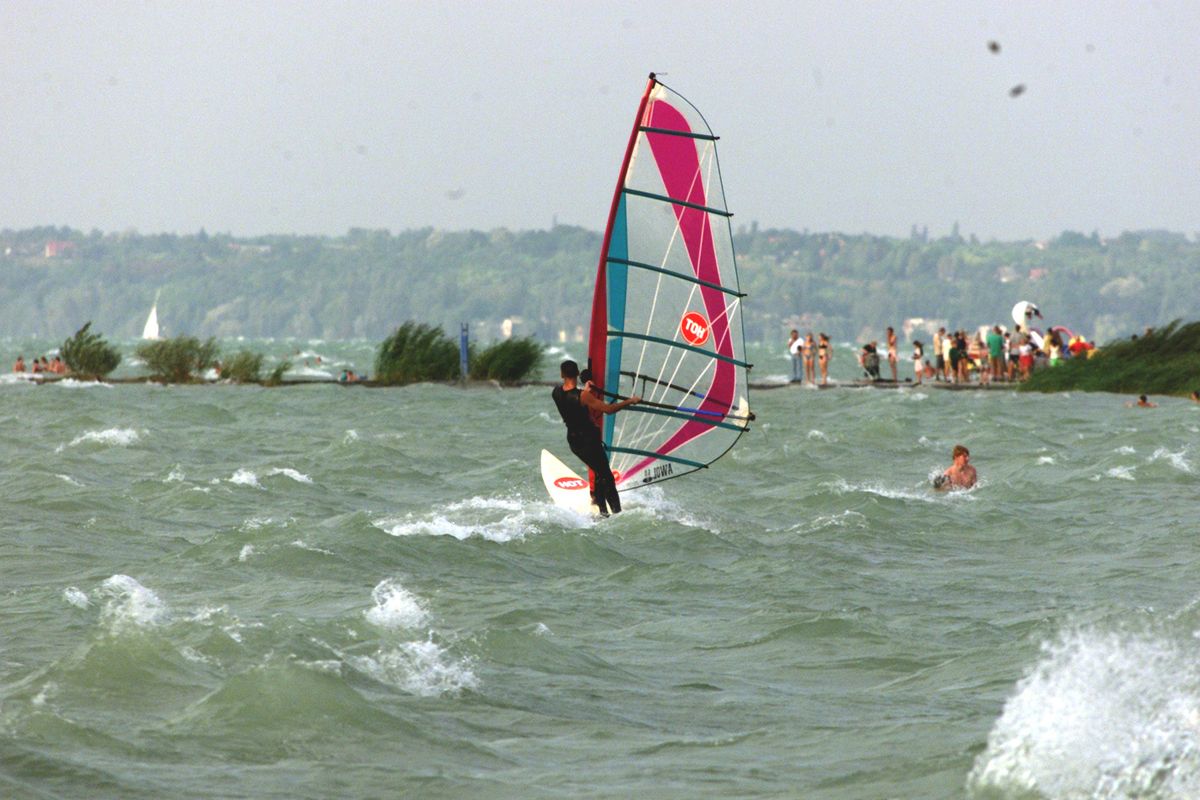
[968,624,1200,799]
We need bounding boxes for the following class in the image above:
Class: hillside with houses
[2,224,1197,346]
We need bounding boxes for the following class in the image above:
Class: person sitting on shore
[933,444,977,490]
[13,355,25,373]
[859,343,881,380]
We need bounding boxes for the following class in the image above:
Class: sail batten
[638,125,719,141]
[605,257,746,297]
[621,188,734,218]
[588,74,751,491]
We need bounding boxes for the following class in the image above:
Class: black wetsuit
[552,384,621,515]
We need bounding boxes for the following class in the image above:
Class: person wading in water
[551,360,640,516]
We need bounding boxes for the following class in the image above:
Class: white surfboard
[540,449,598,515]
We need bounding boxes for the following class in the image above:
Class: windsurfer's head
[560,360,580,379]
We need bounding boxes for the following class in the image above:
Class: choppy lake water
[2,338,1198,799]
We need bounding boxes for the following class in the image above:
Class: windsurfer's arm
[581,385,640,415]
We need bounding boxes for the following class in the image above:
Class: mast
[587,72,658,396]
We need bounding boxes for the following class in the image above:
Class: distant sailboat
[142,291,161,340]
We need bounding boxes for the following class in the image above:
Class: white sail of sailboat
[142,291,161,340]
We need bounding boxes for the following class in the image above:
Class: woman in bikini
[817,333,831,385]
[802,332,816,385]
[886,326,898,382]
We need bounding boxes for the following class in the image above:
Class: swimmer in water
[933,444,977,490]
[1126,394,1158,408]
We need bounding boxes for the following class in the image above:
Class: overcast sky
[3,1,1197,241]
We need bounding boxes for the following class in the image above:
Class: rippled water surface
[2,340,1199,799]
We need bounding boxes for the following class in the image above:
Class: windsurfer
[552,360,640,516]
[933,444,976,490]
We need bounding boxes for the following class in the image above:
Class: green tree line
[3,225,1197,345]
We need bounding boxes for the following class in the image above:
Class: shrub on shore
[264,361,290,387]
[60,322,121,379]
[221,350,264,383]
[136,335,219,383]
[469,337,542,382]
[374,322,460,385]
[1022,319,1200,396]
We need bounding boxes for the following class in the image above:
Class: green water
[2,339,1198,799]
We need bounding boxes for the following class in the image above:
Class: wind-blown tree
[469,337,542,382]
[60,322,121,379]
[374,322,460,385]
[220,350,264,383]
[136,335,219,383]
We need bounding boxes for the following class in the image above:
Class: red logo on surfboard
[680,311,710,345]
[554,476,588,490]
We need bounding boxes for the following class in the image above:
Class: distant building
[44,240,75,258]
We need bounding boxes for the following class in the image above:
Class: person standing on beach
[942,330,954,382]
[803,333,816,385]
[933,328,944,382]
[886,326,898,382]
[934,444,977,490]
[911,340,924,385]
[787,329,802,382]
[817,333,832,385]
[986,325,1005,381]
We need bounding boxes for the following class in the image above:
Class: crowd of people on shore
[787,321,1096,387]
[12,355,68,376]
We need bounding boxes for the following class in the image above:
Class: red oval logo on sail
[680,312,710,345]
[554,476,588,491]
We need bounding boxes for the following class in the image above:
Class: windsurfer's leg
[569,435,613,515]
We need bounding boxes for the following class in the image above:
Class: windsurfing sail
[587,73,752,491]
[142,291,161,340]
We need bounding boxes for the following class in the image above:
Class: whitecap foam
[1037,456,1055,465]
[1101,465,1137,481]
[807,429,833,442]
[1149,447,1193,474]
[364,579,428,630]
[54,378,112,389]
[373,496,546,543]
[58,427,140,452]
[349,639,477,697]
[826,477,968,504]
[56,474,83,486]
[63,587,90,609]
[238,544,255,562]
[968,625,1200,799]
[165,467,185,483]
[229,469,263,489]
[343,429,359,443]
[32,682,57,707]
[266,467,313,484]
[98,575,167,632]
[790,510,869,534]
[534,623,552,636]
[1115,446,1137,455]
[290,539,334,555]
